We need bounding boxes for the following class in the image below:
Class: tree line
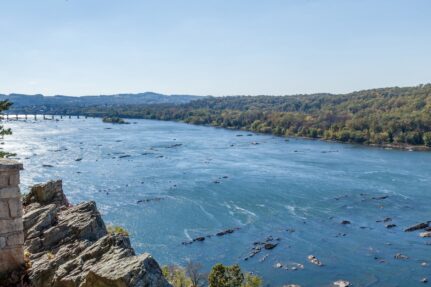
[10,84,431,147]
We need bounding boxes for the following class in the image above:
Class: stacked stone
[0,159,24,275]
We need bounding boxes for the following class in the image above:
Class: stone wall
[0,159,24,275]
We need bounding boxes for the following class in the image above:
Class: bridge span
[2,114,90,121]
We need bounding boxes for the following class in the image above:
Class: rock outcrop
[21,180,170,287]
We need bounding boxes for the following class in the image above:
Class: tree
[0,100,12,158]
[208,264,244,287]
[186,261,206,287]
[208,264,228,287]
[0,100,11,139]
[423,132,431,147]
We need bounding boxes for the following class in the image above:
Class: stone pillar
[0,159,24,275]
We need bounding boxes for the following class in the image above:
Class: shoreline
[5,114,431,152]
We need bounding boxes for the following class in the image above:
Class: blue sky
[1,0,430,96]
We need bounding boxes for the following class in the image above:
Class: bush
[208,263,262,287]
[107,225,129,236]
[243,273,263,287]
[162,265,191,287]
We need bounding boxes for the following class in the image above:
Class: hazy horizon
[1,0,430,96]
[1,82,430,98]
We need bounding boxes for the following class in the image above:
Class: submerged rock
[22,180,170,287]
[264,243,278,250]
[405,222,430,232]
[394,253,409,260]
[137,197,164,204]
[216,228,239,236]
[371,195,389,200]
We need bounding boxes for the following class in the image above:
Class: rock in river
[264,243,278,250]
[404,222,430,232]
[333,280,350,287]
[307,255,323,266]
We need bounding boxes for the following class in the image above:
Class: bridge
[1,114,90,121]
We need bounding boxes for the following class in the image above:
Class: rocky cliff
[6,179,170,287]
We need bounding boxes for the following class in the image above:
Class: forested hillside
[9,84,431,147]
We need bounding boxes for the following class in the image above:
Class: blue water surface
[4,117,431,287]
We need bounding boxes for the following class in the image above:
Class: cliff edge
[6,179,170,287]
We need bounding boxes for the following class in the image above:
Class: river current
[4,117,431,286]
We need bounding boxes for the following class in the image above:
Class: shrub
[208,263,262,287]
[162,265,192,287]
[107,225,129,236]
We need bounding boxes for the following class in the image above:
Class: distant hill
[33,84,429,149]
[0,92,202,113]
[2,85,431,148]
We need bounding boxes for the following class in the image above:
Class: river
[4,117,431,286]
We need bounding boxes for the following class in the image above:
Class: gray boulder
[22,181,170,287]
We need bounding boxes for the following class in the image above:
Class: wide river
[4,118,431,286]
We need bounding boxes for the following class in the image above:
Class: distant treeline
[13,84,431,147]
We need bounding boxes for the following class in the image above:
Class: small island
[102,116,129,124]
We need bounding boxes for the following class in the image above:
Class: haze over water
[5,118,431,286]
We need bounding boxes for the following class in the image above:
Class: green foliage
[0,151,16,158]
[423,132,431,147]
[106,225,129,236]
[15,84,431,147]
[0,100,12,158]
[243,273,263,287]
[208,263,243,287]
[162,265,192,287]
[208,263,261,287]
[161,262,262,287]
